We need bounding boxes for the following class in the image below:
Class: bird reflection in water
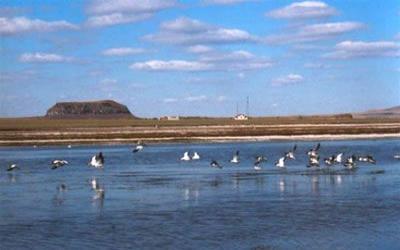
[53,183,67,206]
[183,185,200,203]
[90,177,105,208]
[7,173,17,183]
[278,177,286,193]
[311,175,320,194]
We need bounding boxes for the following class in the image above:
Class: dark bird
[285,144,297,160]
[89,152,104,168]
[210,160,222,169]
[7,164,18,171]
[51,160,68,169]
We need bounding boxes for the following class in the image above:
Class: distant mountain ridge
[354,106,400,118]
[46,100,134,118]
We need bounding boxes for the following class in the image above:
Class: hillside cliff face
[46,100,134,118]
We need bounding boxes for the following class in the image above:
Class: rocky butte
[45,100,134,118]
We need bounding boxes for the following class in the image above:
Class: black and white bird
[210,160,222,169]
[358,155,376,164]
[324,155,335,166]
[132,142,144,153]
[51,160,68,169]
[254,156,266,170]
[285,144,297,160]
[394,154,400,160]
[230,150,240,164]
[343,155,357,169]
[307,143,321,158]
[275,157,286,168]
[89,152,104,168]
[7,164,18,171]
[255,155,266,163]
[180,151,191,161]
[307,156,320,168]
[192,152,200,160]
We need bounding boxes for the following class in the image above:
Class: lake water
[1,139,400,249]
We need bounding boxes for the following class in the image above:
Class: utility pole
[246,96,249,117]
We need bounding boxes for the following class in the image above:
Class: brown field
[0,116,399,146]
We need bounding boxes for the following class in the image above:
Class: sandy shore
[0,123,399,146]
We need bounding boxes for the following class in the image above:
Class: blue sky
[0,0,399,117]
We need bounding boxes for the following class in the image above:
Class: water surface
[1,140,400,249]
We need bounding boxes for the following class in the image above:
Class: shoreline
[1,133,399,146]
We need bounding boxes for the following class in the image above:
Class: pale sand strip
[0,133,399,146]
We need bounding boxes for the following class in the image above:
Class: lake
[1,139,400,249]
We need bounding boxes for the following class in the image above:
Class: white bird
[254,163,262,171]
[7,164,18,171]
[324,155,335,166]
[334,153,343,164]
[180,151,191,161]
[51,160,68,169]
[358,155,376,164]
[67,144,72,149]
[275,157,286,168]
[307,156,320,168]
[230,150,240,163]
[132,142,144,153]
[192,152,200,160]
[89,152,104,168]
[394,155,400,160]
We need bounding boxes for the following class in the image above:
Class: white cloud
[0,16,78,35]
[272,74,304,86]
[130,60,212,71]
[102,47,146,56]
[86,13,151,27]
[131,49,272,72]
[186,45,213,54]
[266,22,364,44]
[86,0,178,27]
[185,95,207,102]
[216,95,227,102]
[144,17,257,45]
[324,40,400,59]
[163,98,178,103]
[266,1,337,19]
[19,53,73,63]
[203,0,255,5]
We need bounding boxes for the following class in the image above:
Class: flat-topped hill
[45,100,134,118]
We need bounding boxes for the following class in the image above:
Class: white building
[234,114,249,120]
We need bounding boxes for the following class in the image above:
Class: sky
[0,0,399,118]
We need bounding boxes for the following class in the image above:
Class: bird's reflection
[7,173,17,183]
[90,177,105,208]
[278,177,286,193]
[183,186,200,202]
[53,183,67,206]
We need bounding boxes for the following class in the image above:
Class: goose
[7,164,18,171]
[180,151,191,161]
[307,156,320,168]
[358,155,376,164]
[192,152,200,160]
[230,151,240,164]
[307,143,320,158]
[51,160,68,169]
[89,152,104,168]
[285,144,297,160]
[210,160,222,169]
[275,157,286,168]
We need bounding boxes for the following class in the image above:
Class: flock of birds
[5,142,400,172]
[178,143,386,171]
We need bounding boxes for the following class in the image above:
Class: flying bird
[89,152,104,168]
[230,150,240,164]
